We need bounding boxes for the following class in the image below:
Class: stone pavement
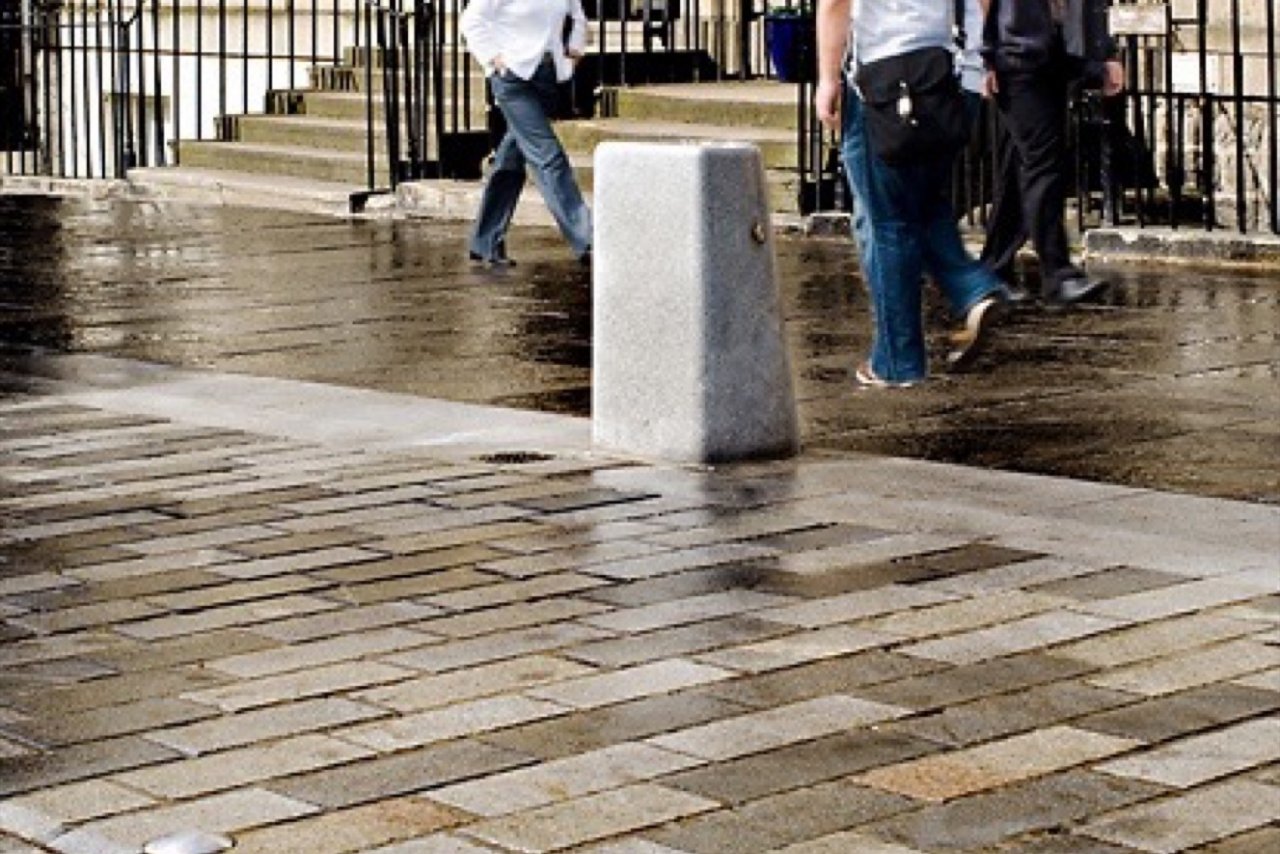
[0,351,1277,853]
[0,192,1279,853]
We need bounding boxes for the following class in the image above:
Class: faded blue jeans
[469,57,592,261]
[842,87,1003,383]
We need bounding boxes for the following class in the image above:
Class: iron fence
[1,0,784,191]
[800,0,1280,235]
[6,0,1271,233]
[1,0,356,180]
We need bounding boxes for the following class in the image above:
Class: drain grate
[474,451,556,465]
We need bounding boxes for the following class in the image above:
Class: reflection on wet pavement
[2,194,1277,502]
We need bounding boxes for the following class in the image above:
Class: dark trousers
[979,64,1080,287]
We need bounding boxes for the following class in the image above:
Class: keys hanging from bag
[855,46,969,166]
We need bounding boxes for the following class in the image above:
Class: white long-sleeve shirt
[459,0,588,83]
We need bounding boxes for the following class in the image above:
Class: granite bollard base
[592,141,799,464]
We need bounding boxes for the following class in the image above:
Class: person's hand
[813,78,842,132]
[567,50,583,66]
[1101,60,1125,97]
[492,55,507,74]
[982,70,999,98]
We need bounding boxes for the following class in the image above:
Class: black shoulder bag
[854,45,969,166]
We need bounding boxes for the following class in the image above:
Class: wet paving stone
[646,781,915,854]
[0,735,180,797]
[885,679,1138,749]
[267,740,534,810]
[3,695,219,750]
[480,689,751,762]
[866,769,1166,851]
[3,195,1277,502]
[1073,682,1280,744]
[853,651,1096,713]
[658,729,940,807]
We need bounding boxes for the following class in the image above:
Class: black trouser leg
[981,67,1077,288]
[979,112,1027,281]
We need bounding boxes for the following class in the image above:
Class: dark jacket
[982,0,1116,86]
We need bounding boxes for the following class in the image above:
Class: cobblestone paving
[1,376,1276,853]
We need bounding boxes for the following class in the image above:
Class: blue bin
[764,14,815,83]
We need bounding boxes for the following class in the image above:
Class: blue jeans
[842,88,1002,383]
[469,58,592,261]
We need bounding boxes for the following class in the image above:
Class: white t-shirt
[852,0,955,66]
[460,0,588,83]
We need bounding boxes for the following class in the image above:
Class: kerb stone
[592,141,799,464]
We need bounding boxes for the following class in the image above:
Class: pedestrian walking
[814,0,1007,388]
[979,0,1125,304]
[460,0,594,267]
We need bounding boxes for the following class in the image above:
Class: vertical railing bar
[431,0,445,164]
[218,0,226,124]
[54,8,65,174]
[1267,0,1277,234]
[1164,7,1176,228]
[287,0,295,90]
[1229,0,1244,232]
[173,0,182,162]
[266,0,274,94]
[151,0,163,164]
[452,0,460,132]
[241,0,249,115]
[97,2,108,174]
[67,11,79,177]
[107,0,118,174]
[365,0,374,187]
[123,2,137,172]
[135,4,148,167]
[1197,0,1213,229]
[26,2,38,173]
[195,0,204,139]
[81,0,92,175]
[43,8,52,176]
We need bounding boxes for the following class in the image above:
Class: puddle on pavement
[2,194,1277,501]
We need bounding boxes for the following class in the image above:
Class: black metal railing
[2,0,353,180]
[362,0,790,187]
[799,0,1279,235]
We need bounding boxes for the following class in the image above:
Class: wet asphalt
[1,193,1277,503]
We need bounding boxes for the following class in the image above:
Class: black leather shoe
[468,251,516,268]
[1045,274,1108,305]
[990,266,1031,304]
[1003,282,1034,304]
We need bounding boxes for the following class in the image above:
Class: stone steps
[557,118,797,169]
[165,55,811,212]
[610,81,799,130]
[175,141,379,186]
[294,89,489,122]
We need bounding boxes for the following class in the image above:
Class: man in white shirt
[461,0,593,266]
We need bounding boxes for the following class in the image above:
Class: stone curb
[1085,226,1280,270]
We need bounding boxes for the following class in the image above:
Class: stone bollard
[592,141,799,464]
